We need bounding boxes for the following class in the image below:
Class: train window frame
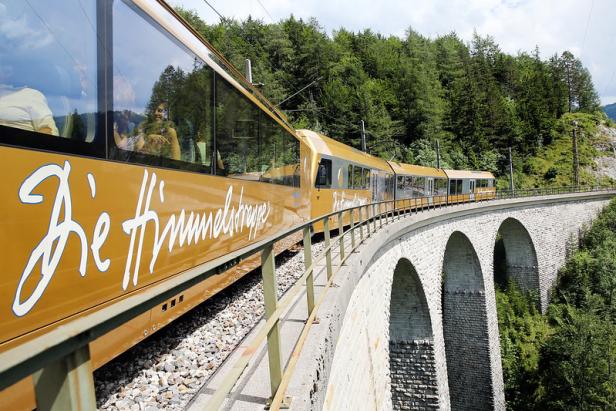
[109,0,218,174]
[105,0,300,186]
[353,165,362,190]
[449,179,457,195]
[315,157,332,188]
[363,168,371,190]
[348,164,353,189]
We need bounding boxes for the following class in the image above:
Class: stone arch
[442,231,493,410]
[495,217,540,297]
[389,258,439,409]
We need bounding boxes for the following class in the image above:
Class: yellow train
[0,0,493,408]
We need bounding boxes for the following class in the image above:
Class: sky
[169,0,616,106]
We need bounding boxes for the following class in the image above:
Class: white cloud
[170,0,616,105]
[0,7,53,52]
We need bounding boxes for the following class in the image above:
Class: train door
[427,178,434,204]
[469,179,476,201]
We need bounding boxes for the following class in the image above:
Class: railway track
[95,237,330,411]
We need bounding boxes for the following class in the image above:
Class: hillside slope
[499,113,616,189]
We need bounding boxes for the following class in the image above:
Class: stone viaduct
[285,192,614,411]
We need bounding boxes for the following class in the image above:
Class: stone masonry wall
[443,291,492,410]
[390,341,439,410]
[389,260,438,410]
[499,218,540,294]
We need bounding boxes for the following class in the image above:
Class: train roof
[443,169,495,179]
[387,161,447,178]
[297,129,392,172]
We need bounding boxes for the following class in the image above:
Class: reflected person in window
[135,102,180,160]
[0,85,59,135]
[113,110,143,151]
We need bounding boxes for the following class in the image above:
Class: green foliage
[537,307,616,409]
[499,199,616,408]
[496,282,550,408]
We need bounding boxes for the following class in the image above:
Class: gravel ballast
[95,238,329,410]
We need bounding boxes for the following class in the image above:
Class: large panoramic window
[0,0,100,152]
[112,0,213,171]
[215,76,299,186]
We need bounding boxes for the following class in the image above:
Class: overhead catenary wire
[580,0,594,56]
[279,78,403,143]
[255,0,274,22]
[201,0,225,21]
[275,76,323,107]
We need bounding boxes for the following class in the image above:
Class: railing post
[372,203,378,232]
[350,210,356,249]
[394,201,398,220]
[364,206,371,238]
[33,344,97,411]
[261,244,283,398]
[358,206,365,241]
[379,203,383,229]
[323,217,333,281]
[303,226,315,315]
[338,211,345,263]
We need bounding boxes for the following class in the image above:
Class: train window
[413,177,426,197]
[258,113,300,186]
[348,164,353,188]
[449,179,457,195]
[316,158,332,188]
[397,176,405,191]
[353,165,362,190]
[436,178,447,195]
[337,165,347,189]
[111,0,214,171]
[364,168,371,190]
[457,179,463,194]
[215,76,299,185]
[0,0,102,155]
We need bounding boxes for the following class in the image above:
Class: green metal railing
[1,185,615,410]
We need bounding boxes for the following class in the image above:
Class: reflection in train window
[316,158,332,188]
[215,76,299,186]
[0,0,99,150]
[436,178,448,195]
[112,0,213,171]
[353,166,362,190]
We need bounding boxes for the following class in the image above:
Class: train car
[0,0,312,408]
[296,129,395,232]
[443,169,496,203]
[388,161,448,209]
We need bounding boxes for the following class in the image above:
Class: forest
[177,9,607,188]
